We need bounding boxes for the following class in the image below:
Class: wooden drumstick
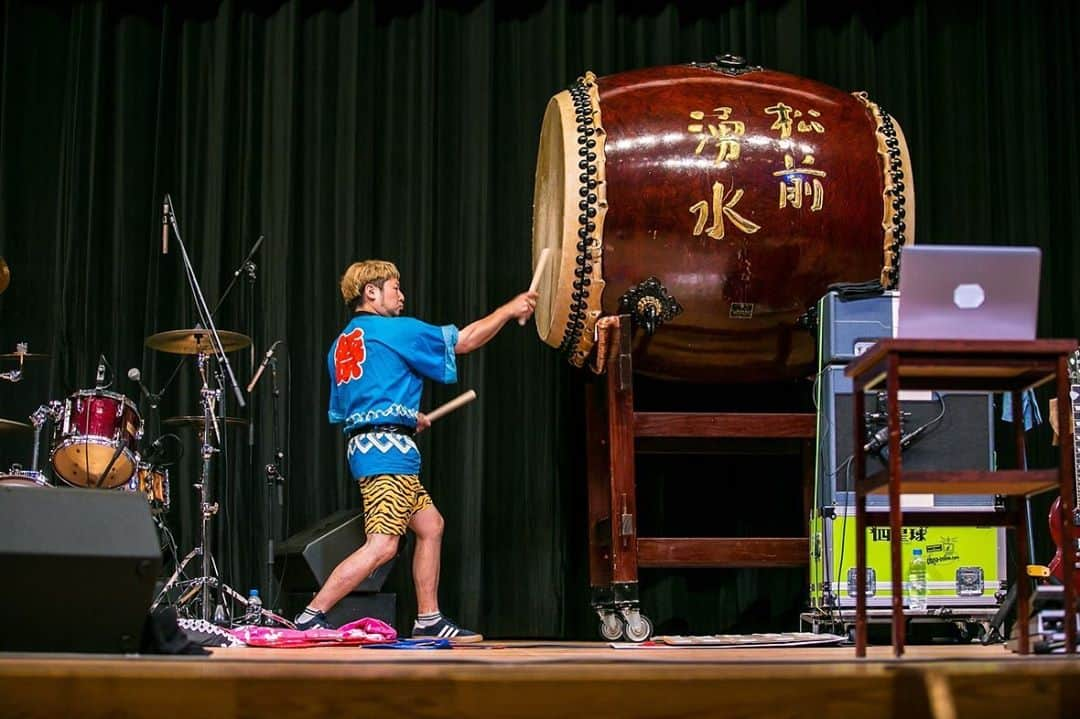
[425,389,477,423]
[518,247,552,326]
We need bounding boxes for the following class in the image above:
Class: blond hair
[340,260,400,309]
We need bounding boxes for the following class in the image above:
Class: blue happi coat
[328,312,458,478]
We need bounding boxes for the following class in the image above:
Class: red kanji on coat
[335,328,366,385]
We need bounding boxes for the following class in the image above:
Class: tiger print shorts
[358,474,433,536]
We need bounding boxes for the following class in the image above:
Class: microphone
[863,425,891,454]
[128,367,159,406]
[879,424,932,462]
[246,340,282,393]
[862,404,913,454]
[161,195,170,254]
[95,355,106,388]
[234,235,264,278]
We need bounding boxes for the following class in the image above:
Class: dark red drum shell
[68,394,140,443]
[532,64,913,382]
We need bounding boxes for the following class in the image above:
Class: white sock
[414,611,442,628]
[295,606,321,623]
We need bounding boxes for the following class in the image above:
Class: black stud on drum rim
[559,76,597,359]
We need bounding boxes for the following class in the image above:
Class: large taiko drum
[531,58,914,382]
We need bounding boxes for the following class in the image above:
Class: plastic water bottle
[246,589,263,625]
[908,548,928,611]
[213,603,227,624]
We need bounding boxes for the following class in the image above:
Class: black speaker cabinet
[0,486,162,652]
[274,508,395,593]
[815,364,995,508]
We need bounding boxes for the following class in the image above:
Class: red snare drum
[130,463,170,514]
[51,390,142,489]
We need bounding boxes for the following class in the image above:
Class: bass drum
[531,58,914,382]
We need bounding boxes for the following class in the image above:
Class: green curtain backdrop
[0,0,1076,638]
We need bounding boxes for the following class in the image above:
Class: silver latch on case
[847,567,876,597]
[956,566,985,596]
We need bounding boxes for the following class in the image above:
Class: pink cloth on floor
[230,617,397,648]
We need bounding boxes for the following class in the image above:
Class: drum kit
[1,334,235,494]
[0,330,285,622]
[1,251,287,626]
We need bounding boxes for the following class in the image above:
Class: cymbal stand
[152,351,235,622]
[23,401,60,483]
[0,342,29,383]
[196,350,222,621]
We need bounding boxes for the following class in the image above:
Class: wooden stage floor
[2,640,1078,718]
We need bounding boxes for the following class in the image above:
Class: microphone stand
[265,351,286,607]
[166,197,245,410]
[154,234,262,613]
[156,194,246,624]
[156,234,264,401]
[242,253,260,604]
[217,235,263,318]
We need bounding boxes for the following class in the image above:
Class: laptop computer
[896,245,1041,340]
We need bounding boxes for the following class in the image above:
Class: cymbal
[0,418,31,433]
[0,351,49,361]
[0,257,9,295]
[162,415,249,429]
[145,329,251,355]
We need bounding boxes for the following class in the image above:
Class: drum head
[531,95,570,343]
[530,80,607,367]
[71,388,133,405]
[52,440,136,489]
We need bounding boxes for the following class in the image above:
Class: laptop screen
[896,245,1041,340]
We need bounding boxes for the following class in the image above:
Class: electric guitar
[1048,351,1080,588]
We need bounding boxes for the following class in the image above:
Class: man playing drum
[292,260,537,642]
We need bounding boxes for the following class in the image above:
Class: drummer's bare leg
[409,505,444,614]
[408,504,481,642]
[307,533,399,613]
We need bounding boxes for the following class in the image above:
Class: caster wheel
[623,614,653,643]
[599,613,624,641]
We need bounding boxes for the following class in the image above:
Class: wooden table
[845,339,1078,657]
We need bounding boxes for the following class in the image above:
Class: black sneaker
[412,616,483,643]
[293,610,334,631]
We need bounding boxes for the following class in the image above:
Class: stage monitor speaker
[815,364,995,508]
[274,508,395,593]
[0,486,162,653]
